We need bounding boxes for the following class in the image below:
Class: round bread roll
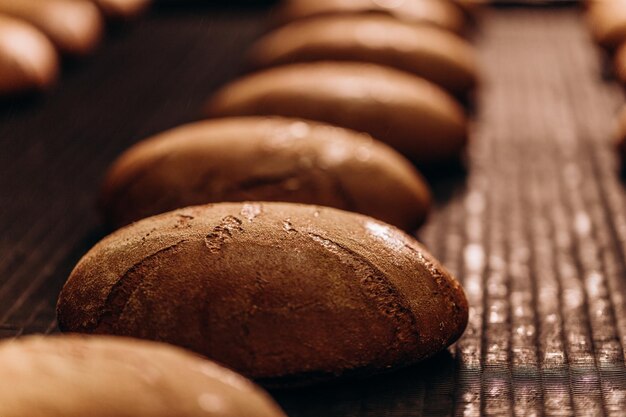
[248,15,479,97]
[0,335,286,417]
[57,202,469,386]
[587,0,626,51]
[204,62,468,166]
[89,0,152,19]
[100,117,432,231]
[0,0,103,55]
[274,0,466,35]
[0,15,59,95]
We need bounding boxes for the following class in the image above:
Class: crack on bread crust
[403,242,468,345]
[204,215,244,253]
[89,240,189,333]
[240,203,263,222]
[306,232,420,358]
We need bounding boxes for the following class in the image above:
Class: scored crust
[57,202,468,386]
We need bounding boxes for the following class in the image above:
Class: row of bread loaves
[0,0,151,96]
[5,1,480,416]
[99,0,482,229]
[56,0,476,389]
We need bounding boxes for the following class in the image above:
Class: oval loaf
[100,117,432,231]
[57,202,469,386]
[91,0,152,19]
[0,335,286,417]
[0,15,58,95]
[204,62,468,166]
[249,15,479,97]
[587,0,626,50]
[274,0,466,35]
[0,0,103,55]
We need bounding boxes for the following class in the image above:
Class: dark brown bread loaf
[0,335,286,417]
[204,62,468,166]
[248,15,479,97]
[90,0,152,19]
[587,0,626,51]
[274,0,466,35]
[57,202,469,386]
[100,117,432,231]
[0,15,58,94]
[0,0,103,55]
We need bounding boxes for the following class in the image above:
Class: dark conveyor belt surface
[2,5,626,417]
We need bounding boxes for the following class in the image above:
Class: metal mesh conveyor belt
[2,5,626,416]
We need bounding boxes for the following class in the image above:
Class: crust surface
[100,117,432,230]
[58,202,468,385]
[205,62,468,166]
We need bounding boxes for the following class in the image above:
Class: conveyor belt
[1,5,625,416]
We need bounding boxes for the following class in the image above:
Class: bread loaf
[0,335,286,417]
[90,0,152,19]
[204,62,468,166]
[248,15,479,97]
[0,15,58,95]
[453,0,486,16]
[57,202,468,386]
[587,0,626,50]
[100,117,431,231]
[274,0,466,35]
[0,0,103,55]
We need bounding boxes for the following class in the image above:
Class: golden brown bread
[274,0,466,35]
[0,15,59,94]
[248,15,479,97]
[57,202,469,386]
[204,62,468,166]
[0,0,103,55]
[0,335,286,417]
[587,0,626,51]
[100,117,432,231]
[89,0,152,19]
